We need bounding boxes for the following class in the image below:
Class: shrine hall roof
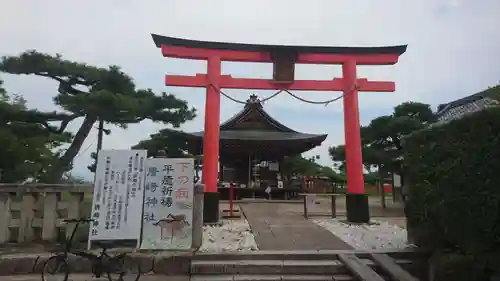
[151,34,407,56]
[219,95,298,132]
[186,130,327,142]
[168,95,327,152]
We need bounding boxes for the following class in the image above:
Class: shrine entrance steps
[191,250,429,281]
[0,250,429,280]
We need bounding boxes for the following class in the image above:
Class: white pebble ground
[199,219,259,252]
[313,219,411,250]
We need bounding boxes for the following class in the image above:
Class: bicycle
[41,218,141,281]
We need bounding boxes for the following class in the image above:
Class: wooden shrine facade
[172,95,327,199]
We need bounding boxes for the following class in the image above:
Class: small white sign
[140,158,194,250]
[393,173,402,188]
[268,162,279,171]
[88,150,147,242]
[306,194,317,210]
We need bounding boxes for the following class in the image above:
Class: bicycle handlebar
[63,218,94,224]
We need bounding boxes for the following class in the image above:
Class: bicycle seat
[94,241,120,249]
[63,218,94,224]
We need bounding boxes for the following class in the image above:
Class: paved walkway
[241,204,352,250]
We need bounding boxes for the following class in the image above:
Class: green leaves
[131,128,192,159]
[0,50,101,85]
[404,105,500,272]
[329,101,434,175]
[1,50,197,182]
[0,79,70,182]
[1,50,197,126]
[280,154,344,181]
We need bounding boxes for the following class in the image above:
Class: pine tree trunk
[43,116,97,183]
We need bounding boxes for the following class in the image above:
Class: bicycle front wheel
[42,255,70,281]
[106,254,141,281]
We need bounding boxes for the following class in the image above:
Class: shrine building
[173,94,327,199]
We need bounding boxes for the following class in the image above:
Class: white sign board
[265,186,271,194]
[268,162,279,171]
[306,194,317,211]
[393,173,402,188]
[89,150,147,242]
[140,158,194,250]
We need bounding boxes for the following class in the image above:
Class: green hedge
[404,107,500,279]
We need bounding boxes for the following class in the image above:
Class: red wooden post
[343,59,365,194]
[199,56,222,223]
[342,59,371,221]
[203,57,221,194]
[229,182,234,217]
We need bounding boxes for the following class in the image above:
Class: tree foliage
[404,106,500,279]
[132,129,192,158]
[60,172,93,185]
[0,79,71,182]
[87,129,194,173]
[328,145,346,171]
[329,101,435,175]
[1,50,196,182]
[281,154,344,181]
[328,145,381,172]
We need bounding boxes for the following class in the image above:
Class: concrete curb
[0,252,191,276]
[192,249,427,260]
[0,249,429,277]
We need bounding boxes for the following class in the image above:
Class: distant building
[435,85,500,125]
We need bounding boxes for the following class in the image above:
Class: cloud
[1,0,499,178]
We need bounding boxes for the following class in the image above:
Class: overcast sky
[1,0,499,179]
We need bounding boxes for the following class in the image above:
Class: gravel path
[313,218,412,250]
[199,219,259,252]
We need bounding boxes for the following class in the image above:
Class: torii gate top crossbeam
[152,34,406,92]
[151,34,407,65]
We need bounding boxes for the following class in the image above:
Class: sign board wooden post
[140,158,194,250]
[229,182,234,216]
[88,149,147,249]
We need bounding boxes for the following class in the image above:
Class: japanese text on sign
[141,158,194,250]
[89,150,147,241]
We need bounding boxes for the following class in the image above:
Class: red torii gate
[151,34,407,223]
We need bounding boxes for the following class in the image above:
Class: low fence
[0,184,93,243]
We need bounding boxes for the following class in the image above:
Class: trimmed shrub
[434,253,490,281]
[404,107,500,278]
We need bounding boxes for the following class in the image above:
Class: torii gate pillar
[202,56,222,221]
[152,34,407,223]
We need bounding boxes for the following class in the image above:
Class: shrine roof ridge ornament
[151,34,408,56]
[247,94,261,104]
